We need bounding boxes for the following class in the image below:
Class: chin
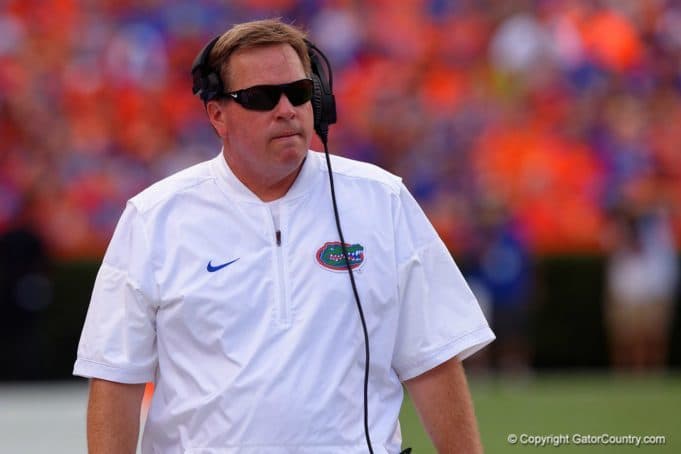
[275,142,307,162]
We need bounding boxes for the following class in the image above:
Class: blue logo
[206,258,239,272]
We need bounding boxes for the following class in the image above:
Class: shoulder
[128,158,216,215]
[309,151,403,195]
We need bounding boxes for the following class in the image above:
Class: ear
[206,100,228,138]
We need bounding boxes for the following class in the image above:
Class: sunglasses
[223,78,314,111]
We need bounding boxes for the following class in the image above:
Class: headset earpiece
[305,39,337,144]
[310,74,324,136]
[191,35,223,103]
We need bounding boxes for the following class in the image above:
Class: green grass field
[399,373,681,453]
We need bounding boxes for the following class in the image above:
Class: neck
[253,168,302,202]
[223,153,304,202]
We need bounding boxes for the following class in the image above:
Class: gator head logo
[316,242,365,271]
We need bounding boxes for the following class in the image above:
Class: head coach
[73,18,494,454]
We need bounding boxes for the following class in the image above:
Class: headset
[190,34,398,454]
[191,35,336,144]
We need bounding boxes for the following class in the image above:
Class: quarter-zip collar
[211,149,318,204]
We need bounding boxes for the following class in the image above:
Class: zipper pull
[276,230,281,246]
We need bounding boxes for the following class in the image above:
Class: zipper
[270,217,289,326]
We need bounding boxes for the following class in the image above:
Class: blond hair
[209,19,311,92]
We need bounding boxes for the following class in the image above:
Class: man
[74,19,495,454]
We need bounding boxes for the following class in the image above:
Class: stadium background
[1,0,680,452]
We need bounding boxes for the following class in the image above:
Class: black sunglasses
[223,78,314,111]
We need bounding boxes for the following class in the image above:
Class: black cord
[322,139,374,454]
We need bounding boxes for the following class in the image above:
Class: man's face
[216,44,314,189]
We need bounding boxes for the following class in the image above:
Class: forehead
[227,44,307,89]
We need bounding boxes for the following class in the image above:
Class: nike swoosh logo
[206,258,240,272]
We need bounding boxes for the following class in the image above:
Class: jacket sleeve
[391,184,495,381]
[73,202,159,383]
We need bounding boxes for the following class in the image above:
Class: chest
[152,193,399,334]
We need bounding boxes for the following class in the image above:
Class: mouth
[272,130,301,140]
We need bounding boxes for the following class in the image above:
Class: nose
[273,93,296,119]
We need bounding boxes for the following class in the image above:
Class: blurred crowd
[1,0,680,259]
